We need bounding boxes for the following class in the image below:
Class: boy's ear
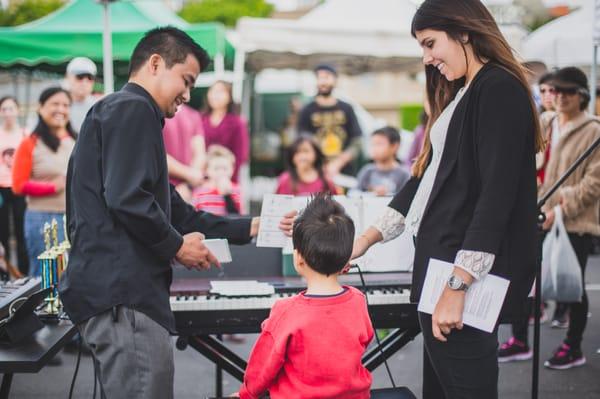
[293,249,306,269]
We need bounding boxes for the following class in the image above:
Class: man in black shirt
[60,28,267,399]
[297,64,363,176]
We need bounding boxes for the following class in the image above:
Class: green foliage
[178,0,273,27]
[527,14,557,32]
[0,0,65,26]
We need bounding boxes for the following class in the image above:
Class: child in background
[276,135,337,196]
[356,126,410,196]
[236,194,374,399]
[191,145,242,216]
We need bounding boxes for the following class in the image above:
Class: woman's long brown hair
[410,0,544,178]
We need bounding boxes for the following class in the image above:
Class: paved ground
[6,256,600,398]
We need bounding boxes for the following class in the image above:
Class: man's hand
[175,232,220,270]
[325,159,344,178]
[279,210,297,237]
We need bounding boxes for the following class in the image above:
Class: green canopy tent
[0,0,235,85]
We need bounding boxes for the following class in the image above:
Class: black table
[0,321,77,399]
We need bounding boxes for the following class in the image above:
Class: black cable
[352,264,397,388]
[92,353,98,399]
[68,335,82,399]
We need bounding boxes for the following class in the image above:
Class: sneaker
[551,303,569,329]
[498,337,533,362]
[551,314,569,329]
[544,343,586,370]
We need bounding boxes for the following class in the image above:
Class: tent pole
[232,47,246,105]
[24,70,32,127]
[101,0,115,94]
[592,45,598,115]
[214,53,225,80]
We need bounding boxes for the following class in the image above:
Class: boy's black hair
[128,26,211,77]
[292,194,355,276]
[372,126,400,145]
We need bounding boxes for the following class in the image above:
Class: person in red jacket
[236,194,373,399]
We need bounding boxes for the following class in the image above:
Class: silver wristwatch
[447,274,470,291]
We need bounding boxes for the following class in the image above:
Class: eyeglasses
[540,87,555,95]
[75,73,95,81]
[554,87,579,96]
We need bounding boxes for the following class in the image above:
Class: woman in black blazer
[350,1,544,398]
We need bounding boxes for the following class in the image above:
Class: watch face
[448,275,462,290]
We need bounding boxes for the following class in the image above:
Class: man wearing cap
[65,57,98,132]
[537,66,600,370]
[297,64,362,176]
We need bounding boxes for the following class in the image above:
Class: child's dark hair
[292,194,355,276]
[286,135,333,195]
[372,126,400,145]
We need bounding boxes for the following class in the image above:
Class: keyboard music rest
[0,278,41,320]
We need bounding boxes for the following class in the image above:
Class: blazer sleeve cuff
[149,227,184,261]
[454,250,495,280]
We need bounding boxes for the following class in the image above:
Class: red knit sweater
[239,286,374,399]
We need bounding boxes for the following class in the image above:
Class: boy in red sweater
[236,194,374,399]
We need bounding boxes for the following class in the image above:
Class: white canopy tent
[232,0,529,101]
[234,0,422,76]
[522,0,595,68]
[231,0,425,102]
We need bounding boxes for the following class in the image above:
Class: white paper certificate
[256,194,295,248]
[417,258,510,333]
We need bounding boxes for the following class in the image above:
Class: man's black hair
[292,194,355,276]
[128,26,211,77]
[372,126,401,145]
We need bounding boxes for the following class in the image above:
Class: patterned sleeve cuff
[454,250,495,280]
[372,207,406,243]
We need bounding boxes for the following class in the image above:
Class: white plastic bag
[541,206,583,302]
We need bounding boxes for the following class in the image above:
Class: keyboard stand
[176,321,421,398]
[362,325,422,371]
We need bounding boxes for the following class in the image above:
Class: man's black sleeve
[101,100,183,261]
[345,103,363,140]
[170,185,252,245]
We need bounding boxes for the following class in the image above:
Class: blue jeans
[24,210,65,277]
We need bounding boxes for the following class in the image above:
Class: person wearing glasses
[538,67,600,369]
[65,57,98,132]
